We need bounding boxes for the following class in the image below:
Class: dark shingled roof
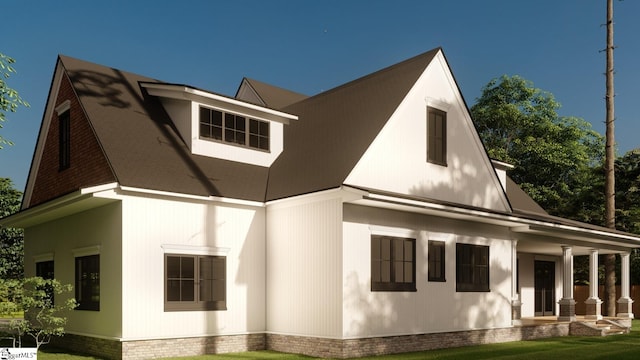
[266,48,441,201]
[238,78,308,110]
[505,176,548,216]
[60,55,269,202]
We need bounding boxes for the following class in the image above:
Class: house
[1,47,639,359]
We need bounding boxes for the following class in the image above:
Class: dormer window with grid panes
[199,106,270,151]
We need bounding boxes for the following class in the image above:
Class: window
[371,235,416,292]
[165,254,226,311]
[199,106,270,151]
[59,110,70,170]
[75,255,100,311]
[36,260,55,306]
[456,243,489,292]
[428,241,446,282]
[427,107,446,166]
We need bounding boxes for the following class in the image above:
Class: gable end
[28,71,116,207]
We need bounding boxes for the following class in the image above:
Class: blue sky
[2,0,639,191]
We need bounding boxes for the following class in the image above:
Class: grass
[35,320,640,360]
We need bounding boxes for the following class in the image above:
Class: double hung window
[456,243,489,292]
[371,235,416,292]
[165,254,226,311]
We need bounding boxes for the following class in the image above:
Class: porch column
[511,240,522,325]
[584,248,602,320]
[617,251,634,318]
[558,245,576,322]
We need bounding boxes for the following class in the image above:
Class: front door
[534,260,555,316]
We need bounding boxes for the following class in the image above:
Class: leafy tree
[0,178,23,279]
[470,75,604,217]
[0,277,77,349]
[0,53,29,148]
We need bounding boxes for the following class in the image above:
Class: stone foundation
[268,324,570,359]
[54,321,631,359]
[51,333,265,360]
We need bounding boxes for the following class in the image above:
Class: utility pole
[603,0,616,317]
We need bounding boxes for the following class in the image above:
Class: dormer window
[141,82,297,167]
[199,106,270,151]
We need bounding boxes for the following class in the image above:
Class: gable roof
[266,48,441,201]
[236,78,308,110]
[56,55,269,202]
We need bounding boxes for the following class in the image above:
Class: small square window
[456,243,489,292]
[371,235,416,292]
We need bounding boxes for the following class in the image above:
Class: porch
[518,315,631,336]
[512,237,636,323]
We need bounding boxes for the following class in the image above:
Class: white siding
[266,194,343,338]
[120,194,266,340]
[518,253,562,317]
[345,52,510,212]
[343,204,512,338]
[25,203,123,338]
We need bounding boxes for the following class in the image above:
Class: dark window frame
[199,106,270,152]
[58,110,71,170]
[165,254,227,311]
[36,260,55,306]
[456,243,490,292]
[75,254,100,311]
[371,235,416,292]
[428,240,446,282]
[427,107,447,166]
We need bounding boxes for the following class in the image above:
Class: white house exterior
[2,48,639,359]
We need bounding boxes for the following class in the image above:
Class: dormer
[141,82,298,167]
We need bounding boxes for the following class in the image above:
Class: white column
[558,246,576,322]
[511,240,522,325]
[585,248,602,320]
[617,251,634,318]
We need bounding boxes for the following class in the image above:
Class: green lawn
[37,320,640,360]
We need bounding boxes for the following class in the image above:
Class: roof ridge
[291,47,441,106]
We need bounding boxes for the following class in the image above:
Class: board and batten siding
[342,204,512,338]
[266,194,343,338]
[345,51,510,213]
[120,193,266,340]
[24,202,123,339]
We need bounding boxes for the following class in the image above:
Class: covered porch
[511,226,637,326]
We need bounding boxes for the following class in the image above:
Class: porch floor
[518,315,631,326]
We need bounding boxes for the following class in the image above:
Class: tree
[470,75,604,216]
[0,178,23,279]
[603,0,616,317]
[0,53,29,148]
[0,277,77,349]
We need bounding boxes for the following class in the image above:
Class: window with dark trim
[165,254,226,311]
[59,110,70,170]
[428,241,446,282]
[427,107,446,166]
[456,243,489,292]
[199,106,270,151]
[36,260,55,306]
[75,255,100,311]
[371,235,416,292]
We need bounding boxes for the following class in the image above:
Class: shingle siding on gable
[29,73,116,207]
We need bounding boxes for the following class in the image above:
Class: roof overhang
[0,183,120,229]
[346,186,640,255]
[140,82,298,124]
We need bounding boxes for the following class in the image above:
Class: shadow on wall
[66,66,221,198]
[341,157,515,352]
